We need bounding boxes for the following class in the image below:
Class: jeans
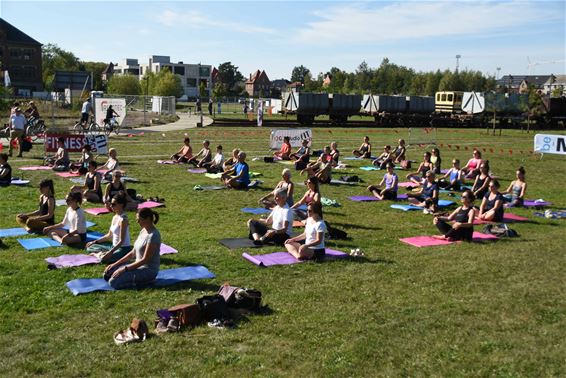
[104,264,157,289]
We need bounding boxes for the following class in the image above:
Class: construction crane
[526,57,566,74]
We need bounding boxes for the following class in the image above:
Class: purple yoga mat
[19,166,52,171]
[188,168,207,173]
[45,254,100,268]
[160,243,177,254]
[242,249,348,267]
[349,194,408,202]
[523,200,552,207]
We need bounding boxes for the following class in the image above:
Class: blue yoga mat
[66,265,216,295]
[391,200,455,211]
[241,207,271,215]
[18,232,105,251]
[360,166,380,171]
[0,228,29,237]
[438,199,455,207]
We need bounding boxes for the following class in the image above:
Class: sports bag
[168,303,202,328]
[218,284,262,312]
[196,295,230,321]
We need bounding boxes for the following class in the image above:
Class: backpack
[21,138,33,152]
[218,285,262,313]
[196,294,231,321]
[482,224,519,237]
[340,175,360,183]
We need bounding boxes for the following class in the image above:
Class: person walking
[9,107,26,157]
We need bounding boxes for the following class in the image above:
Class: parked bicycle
[73,116,100,134]
[26,118,46,142]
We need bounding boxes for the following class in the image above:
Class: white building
[544,75,566,96]
[112,56,212,98]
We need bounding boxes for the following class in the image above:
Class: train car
[328,94,362,123]
[283,92,329,125]
[435,91,464,113]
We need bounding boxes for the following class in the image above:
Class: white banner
[534,134,566,155]
[270,129,312,149]
[94,98,126,127]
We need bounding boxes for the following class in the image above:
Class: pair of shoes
[207,319,236,329]
[350,248,365,257]
[423,208,433,214]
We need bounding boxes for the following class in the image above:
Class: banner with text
[534,134,566,155]
[45,134,108,154]
[94,98,127,127]
[270,129,312,149]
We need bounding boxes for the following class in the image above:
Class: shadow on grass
[331,222,381,231]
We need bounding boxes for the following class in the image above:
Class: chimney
[249,73,252,80]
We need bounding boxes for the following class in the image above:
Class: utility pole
[455,54,461,72]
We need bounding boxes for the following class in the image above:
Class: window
[199,66,210,77]
[186,78,197,87]
[23,48,34,60]
[441,94,446,102]
[9,48,22,59]
[447,94,453,102]
[174,66,185,76]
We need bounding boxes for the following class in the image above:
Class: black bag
[263,157,274,163]
[21,139,33,152]
[325,221,348,240]
[340,175,360,183]
[218,285,262,312]
[482,224,519,238]
[126,188,137,199]
[196,294,230,321]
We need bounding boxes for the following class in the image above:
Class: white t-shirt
[213,152,224,167]
[81,101,92,114]
[271,205,293,236]
[305,218,326,249]
[62,207,87,234]
[110,213,131,247]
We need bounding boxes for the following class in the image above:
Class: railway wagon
[284,92,362,125]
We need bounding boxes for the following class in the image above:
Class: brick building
[245,70,270,97]
[0,18,43,95]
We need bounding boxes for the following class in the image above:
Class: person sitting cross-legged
[284,201,327,260]
[222,151,250,189]
[407,170,439,214]
[367,163,398,200]
[433,190,476,242]
[247,189,293,246]
[187,140,212,167]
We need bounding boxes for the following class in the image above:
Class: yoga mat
[157,160,177,164]
[438,199,455,207]
[0,227,29,237]
[248,180,262,188]
[66,265,216,295]
[329,179,357,185]
[205,173,222,179]
[241,207,272,215]
[348,194,409,202]
[275,160,294,165]
[533,210,566,219]
[138,201,164,209]
[11,179,30,185]
[219,238,264,250]
[293,220,305,227]
[18,232,104,251]
[359,166,380,171]
[46,254,100,269]
[473,213,529,224]
[19,166,52,171]
[159,243,178,255]
[188,168,207,174]
[56,199,67,206]
[69,178,84,184]
[242,248,349,267]
[55,172,80,178]
[524,200,552,208]
[398,181,418,188]
[400,232,498,247]
[85,207,111,215]
[194,185,225,191]
[391,204,423,211]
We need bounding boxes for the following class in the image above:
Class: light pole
[496,67,501,81]
[455,54,461,72]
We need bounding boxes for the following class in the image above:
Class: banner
[270,129,312,149]
[45,134,108,154]
[94,98,126,127]
[534,134,566,155]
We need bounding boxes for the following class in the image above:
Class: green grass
[1,126,565,376]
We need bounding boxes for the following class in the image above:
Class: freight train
[282,91,566,128]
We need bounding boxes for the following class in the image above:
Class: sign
[534,134,566,155]
[45,134,108,154]
[94,98,126,127]
[462,92,485,114]
[270,129,312,149]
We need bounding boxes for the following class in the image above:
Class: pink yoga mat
[45,254,100,269]
[349,194,408,202]
[400,232,498,247]
[188,168,207,174]
[19,166,52,171]
[138,201,163,209]
[85,207,111,215]
[159,243,177,255]
[474,213,528,224]
[242,249,348,267]
[55,172,80,178]
[398,181,418,188]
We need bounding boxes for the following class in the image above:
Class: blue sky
[1,0,564,80]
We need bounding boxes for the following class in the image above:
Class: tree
[81,61,108,90]
[42,44,81,90]
[153,68,184,97]
[212,82,227,99]
[291,65,311,84]
[107,74,141,95]
[217,62,244,95]
[199,81,207,98]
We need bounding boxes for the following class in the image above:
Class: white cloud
[292,1,563,45]
[155,9,275,34]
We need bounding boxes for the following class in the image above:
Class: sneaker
[207,319,223,328]
[167,317,180,332]
[253,239,263,246]
[155,318,169,334]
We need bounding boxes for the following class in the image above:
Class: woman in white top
[86,192,132,263]
[44,191,87,246]
[202,144,224,173]
[100,148,120,180]
[285,201,327,260]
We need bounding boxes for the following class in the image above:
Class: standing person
[248,189,293,246]
[222,151,250,189]
[433,190,476,241]
[103,208,161,290]
[243,102,248,115]
[0,153,12,186]
[352,136,371,158]
[367,163,398,200]
[87,192,132,263]
[44,191,87,246]
[9,107,26,157]
[196,98,202,113]
[208,98,213,116]
[80,98,93,127]
[16,179,55,232]
[503,167,527,208]
[187,140,212,167]
[285,201,327,260]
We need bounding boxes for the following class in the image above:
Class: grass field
[0,126,565,377]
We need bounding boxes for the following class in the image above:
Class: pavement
[119,112,214,135]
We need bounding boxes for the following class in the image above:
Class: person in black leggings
[433,189,476,241]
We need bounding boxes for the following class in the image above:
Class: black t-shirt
[0,163,12,182]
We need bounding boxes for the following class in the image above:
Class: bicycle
[102,116,120,136]
[26,118,46,142]
[73,116,101,135]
